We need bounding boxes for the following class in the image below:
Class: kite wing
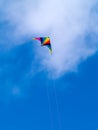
[33,37,52,54]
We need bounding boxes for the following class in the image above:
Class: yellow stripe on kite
[44,37,50,44]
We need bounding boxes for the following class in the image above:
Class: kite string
[46,80,54,130]
[53,79,62,130]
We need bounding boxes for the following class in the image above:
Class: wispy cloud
[0,0,98,77]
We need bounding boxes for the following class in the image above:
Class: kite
[33,37,52,54]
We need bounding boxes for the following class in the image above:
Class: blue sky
[0,0,98,130]
[0,44,98,130]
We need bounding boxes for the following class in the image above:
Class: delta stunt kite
[33,37,52,54]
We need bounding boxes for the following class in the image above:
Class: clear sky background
[0,0,98,130]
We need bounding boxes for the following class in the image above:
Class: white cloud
[0,0,98,77]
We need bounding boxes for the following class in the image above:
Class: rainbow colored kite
[33,37,52,54]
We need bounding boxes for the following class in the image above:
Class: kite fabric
[33,37,52,54]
